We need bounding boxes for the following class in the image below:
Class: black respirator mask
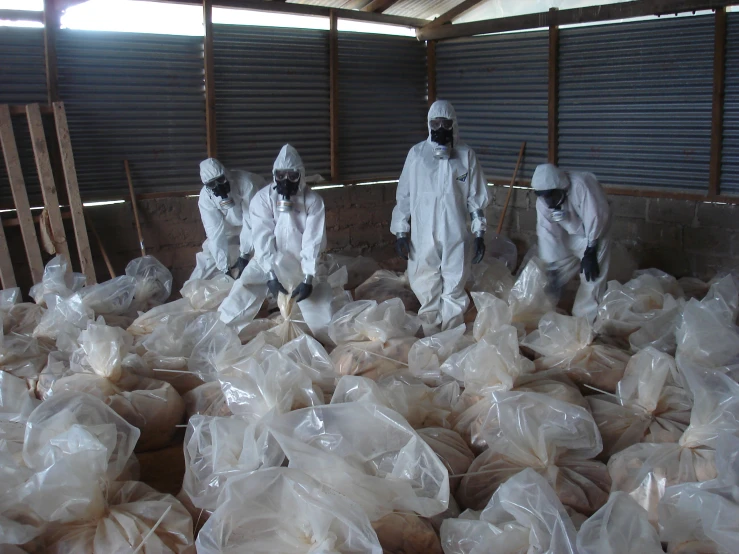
[535,189,568,221]
[206,175,231,200]
[274,169,301,212]
[430,127,453,147]
[429,117,454,160]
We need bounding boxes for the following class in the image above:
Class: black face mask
[536,189,567,210]
[431,127,454,147]
[275,178,300,199]
[208,180,230,200]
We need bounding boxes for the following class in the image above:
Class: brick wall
[5,182,739,296]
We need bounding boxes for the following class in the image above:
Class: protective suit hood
[273,144,306,191]
[427,100,460,146]
[200,158,227,184]
[532,163,570,191]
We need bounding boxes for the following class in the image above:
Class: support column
[329,9,339,181]
[204,0,217,158]
[547,8,559,165]
[709,6,727,197]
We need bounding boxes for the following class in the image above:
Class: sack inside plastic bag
[354,269,421,313]
[441,468,579,554]
[2,302,45,337]
[268,403,449,521]
[329,298,420,345]
[78,275,138,317]
[196,467,382,554]
[185,312,241,381]
[33,292,93,344]
[126,255,173,312]
[29,255,87,306]
[417,427,474,494]
[330,336,417,381]
[0,372,40,443]
[127,298,201,337]
[508,257,556,332]
[0,332,51,379]
[278,334,338,394]
[181,273,233,311]
[467,256,515,299]
[372,512,442,554]
[184,381,231,418]
[325,253,381,290]
[407,324,475,387]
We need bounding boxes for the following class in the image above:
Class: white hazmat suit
[186,158,265,284]
[218,145,326,331]
[533,163,611,323]
[391,100,489,334]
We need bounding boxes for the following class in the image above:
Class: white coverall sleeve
[198,192,229,273]
[250,192,278,275]
[466,149,489,235]
[536,198,571,264]
[390,148,414,235]
[300,192,326,276]
[237,180,258,257]
[571,173,611,246]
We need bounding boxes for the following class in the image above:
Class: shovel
[487,142,526,271]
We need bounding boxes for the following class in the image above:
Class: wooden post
[0,105,44,284]
[27,103,70,263]
[85,212,116,279]
[497,142,526,235]
[709,6,727,198]
[329,9,339,181]
[203,0,217,158]
[53,101,96,284]
[427,40,437,107]
[124,160,146,257]
[547,8,559,165]
[43,0,59,105]
[0,218,15,288]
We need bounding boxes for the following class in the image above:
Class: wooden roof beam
[0,9,44,22]
[362,0,402,13]
[422,0,487,31]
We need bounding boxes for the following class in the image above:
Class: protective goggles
[274,169,301,182]
[205,174,228,188]
[429,117,454,131]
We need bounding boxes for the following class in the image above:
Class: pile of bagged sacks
[1,251,739,553]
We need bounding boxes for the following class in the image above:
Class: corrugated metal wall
[213,25,330,179]
[0,28,47,205]
[57,30,206,199]
[558,16,714,191]
[338,33,427,180]
[722,13,739,195]
[436,30,549,181]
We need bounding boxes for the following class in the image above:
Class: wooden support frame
[0,217,14,288]
[709,6,727,198]
[203,0,217,158]
[427,40,437,107]
[329,9,339,181]
[548,8,559,165]
[361,0,401,13]
[53,101,96,283]
[422,0,488,31]
[0,105,45,283]
[43,0,59,105]
[27,103,70,263]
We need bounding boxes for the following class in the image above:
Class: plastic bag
[258,292,307,347]
[407,324,475,387]
[330,336,417,381]
[29,255,86,306]
[182,415,284,511]
[78,275,137,316]
[576,492,663,554]
[588,347,692,458]
[0,371,40,442]
[180,274,234,311]
[0,332,50,379]
[127,298,201,336]
[33,292,93,344]
[329,298,421,345]
[185,312,240,381]
[196,467,382,554]
[278,334,338,394]
[523,312,631,393]
[456,391,609,514]
[325,253,381,290]
[268,403,449,520]
[126,255,173,312]
[183,381,231,418]
[2,302,45,337]
[42,480,194,553]
[418,427,474,494]
[372,512,442,554]
[441,468,578,554]
[468,254,515,298]
[508,257,556,332]
[355,269,421,313]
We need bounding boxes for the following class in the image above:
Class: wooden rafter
[422,0,487,31]
[0,9,44,21]
[362,0,401,13]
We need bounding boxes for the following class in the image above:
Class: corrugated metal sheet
[338,33,426,180]
[437,30,549,181]
[0,28,47,206]
[56,30,206,200]
[213,25,330,179]
[558,16,714,190]
[384,0,463,20]
[722,13,739,195]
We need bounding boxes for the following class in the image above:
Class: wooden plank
[0,9,44,22]
[203,0,217,158]
[547,8,559,165]
[0,105,44,283]
[43,0,59,105]
[418,0,737,41]
[9,105,53,116]
[125,160,146,257]
[427,40,436,107]
[709,7,727,198]
[422,0,488,31]
[362,0,401,13]
[0,218,16,288]
[26,103,70,263]
[329,9,339,181]
[53,101,96,284]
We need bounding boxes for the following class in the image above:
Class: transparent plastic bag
[2,302,45,337]
[456,391,608,514]
[182,415,284,511]
[628,294,683,354]
[196,467,382,554]
[259,292,307,347]
[407,324,474,387]
[508,257,556,332]
[330,336,417,381]
[329,299,420,345]
[181,273,233,311]
[0,371,40,442]
[278,334,338,395]
[0,332,50,379]
[372,512,442,554]
[33,292,93,344]
[183,381,231,418]
[325,253,381,290]
[126,255,173,312]
[0,287,21,310]
[588,347,692,458]
[268,403,449,520]
[417,427,474,494]
[354,269,421,313]
[468,252,516,298]
[576,492,663,554]
[441,468,578,554]
[185,312,241,381]
[127,298,200,336]
[29,255,86,306]
[43,480,194,553]
[79,275,137,316]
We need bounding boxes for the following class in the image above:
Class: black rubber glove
[396,235,410,260]
[222,268,233,279]
[267,277,288,297]
[472,236,485,264]
[231,255,250,279]
[581,244,600,282]
[292,282,313,303]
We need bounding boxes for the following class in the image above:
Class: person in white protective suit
[218,144,326,331]
[186,158,265,285]
[533,163,611,323]
[391,100,489,335]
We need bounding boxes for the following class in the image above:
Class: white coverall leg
[187,236,241,284]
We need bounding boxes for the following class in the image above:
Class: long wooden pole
[85,212,116,279]
[124,159,146,257]
[497,142,526,235]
